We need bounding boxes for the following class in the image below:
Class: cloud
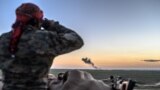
[142,59,160,62]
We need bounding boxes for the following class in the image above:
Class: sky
[0,0,160,70]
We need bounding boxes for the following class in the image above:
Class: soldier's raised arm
[42,19,84,55]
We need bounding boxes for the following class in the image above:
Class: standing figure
[0,3,83,90]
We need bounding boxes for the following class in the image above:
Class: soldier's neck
[23,25,41,31]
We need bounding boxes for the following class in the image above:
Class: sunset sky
[0,0,160,70]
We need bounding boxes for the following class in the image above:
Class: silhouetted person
[109,75,117,90]
[0,3,83,90]
[110,75,114,83]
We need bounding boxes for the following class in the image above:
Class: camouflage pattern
[0,22,83,90]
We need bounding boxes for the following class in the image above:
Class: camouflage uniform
[0,22,83,90]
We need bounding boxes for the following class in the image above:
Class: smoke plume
[82,57,98,69]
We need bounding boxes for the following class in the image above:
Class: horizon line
[50,68,160,71]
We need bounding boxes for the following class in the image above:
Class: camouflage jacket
[0,22,83,89]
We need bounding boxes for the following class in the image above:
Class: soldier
[0,3,83,90]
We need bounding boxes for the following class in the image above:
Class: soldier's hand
[41,18,55,29]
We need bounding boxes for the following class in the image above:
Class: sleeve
[45,20,84,55]
[0,32,12,69]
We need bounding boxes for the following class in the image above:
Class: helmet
[15,3,43,23]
